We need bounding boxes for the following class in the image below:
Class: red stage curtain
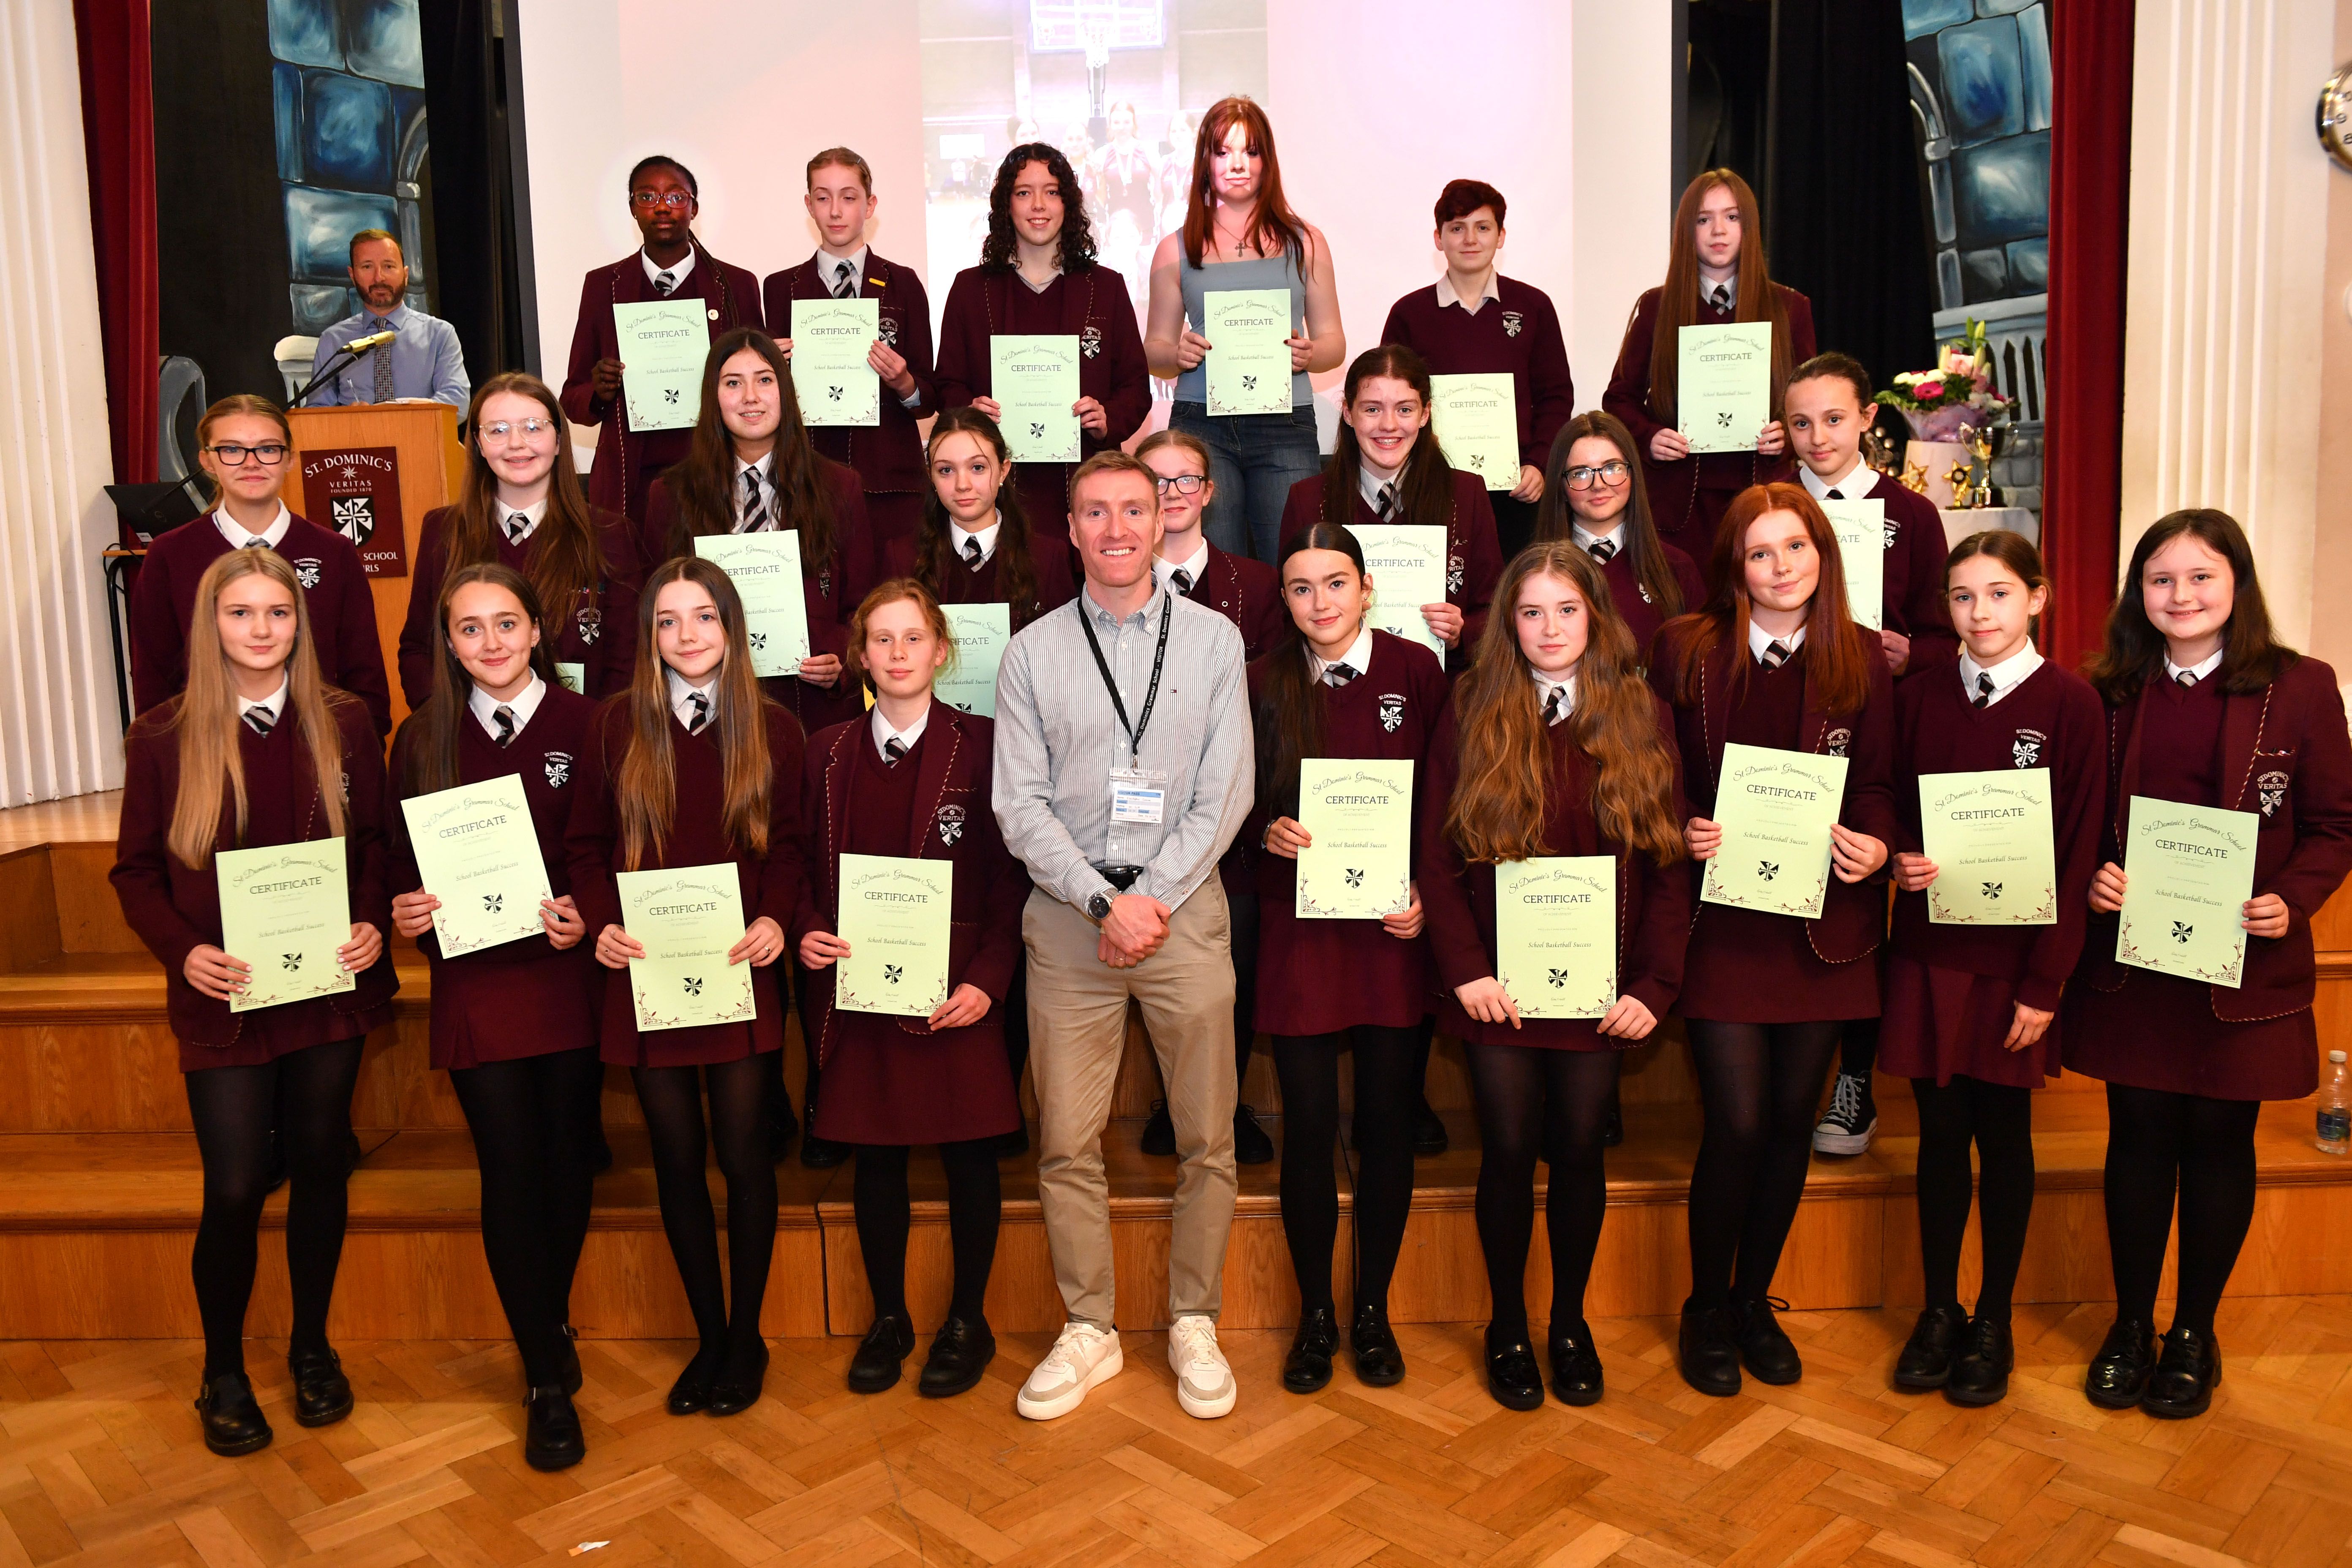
[2041,1,2134,669]
[72,0,157,486]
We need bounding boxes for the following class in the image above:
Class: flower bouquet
[1875,320,2012,444]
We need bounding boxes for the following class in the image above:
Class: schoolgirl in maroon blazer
[1603,171,1816,556]
[1530,410,1707,659]
[934,143,1152,528]
[881,406,1078,626]
[387,563,601,1470]
[110,547,395,1458]
[1378,179,1575,559]
[1420,541,1691,1411]
[1648,482,1897,1399]
[1276,343,1503,673]
[1881,534,2103,1409]
[1245,523,1448,1397]
[129,394,392,735]
[793,581,1029,1400]
[2066,509,2352,1419]
[761,148,937,549]
[566,557,806,1420]
[397,373,643,709]
[558,155,764,523]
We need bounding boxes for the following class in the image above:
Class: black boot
[1546,1319,1603,1406]
[1677,1298,1741,1396]
[195,1371,272,1456]
[917,1316,996,1398]
[1484,1324,1544,1411]
[2084,1318,2156,1410]
[1892,1303,1970,1390]
[847,1313,917,1394]
[523,1387,586,1470]
[1945,1317,2014,1407]
[1282,1307,1339,1394]
[2139,1327,2221,1419]
[1733,1296,1802,1385]
[1349,1303,1405,1388]
[288,1346,354,1427]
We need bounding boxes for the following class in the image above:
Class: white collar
[2165,647,2225,684]
[1528,664,1576,724]
[950,509,1003,564]
[1016,263,1061,294]
[214,503,293,551]
[1701,270,1739,308]
[1748,619,1807,661]
[664,665,719,727]
[1155,537,1211,589]
[468,672,547,738]
[817,245,870,290]
[498,495,548,542]
[238,678,289,722]
[641,247,697,289]
[1435,270,1502,313]
[1357,461,1407,515]
[1312,625,1375,683]
[1959,642,2042,708]
[735,451,774,479]
[1799,457,1875,501]
[1570,520,1623,554]
[870,697,932,758]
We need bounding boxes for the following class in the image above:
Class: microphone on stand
[289,329,400,408]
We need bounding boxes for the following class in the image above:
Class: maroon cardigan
[111,694,398,1065]
[760,251,937,495]
[879,526,1079,627]
[129,514,392,735]
[1418,697,1693,1049]
[1603,283,1816,551]
[564,695,807,1067]
[1379,276,1575,471]
[1592,537,1709,658]
[558,244,765,523]
[1278,468,1504,671]
[395,505,645,708]
[387,685,603,1069]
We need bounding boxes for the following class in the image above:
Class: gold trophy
[1963,426,1998,509]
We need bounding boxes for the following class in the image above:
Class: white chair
[274,335,320,403]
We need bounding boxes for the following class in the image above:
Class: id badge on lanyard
[1111,768,1169,824]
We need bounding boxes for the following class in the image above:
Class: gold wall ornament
[1901,460,1930,495]
[1943,457,1975,498]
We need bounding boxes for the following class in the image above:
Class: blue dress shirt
[308,303,471,407]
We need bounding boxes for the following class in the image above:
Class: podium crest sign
[300,447,410,578]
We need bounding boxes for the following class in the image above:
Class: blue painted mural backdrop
[1903,0,2050,309]
[267,0,430,335]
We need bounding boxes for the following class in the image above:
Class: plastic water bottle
[2320,1051,2351,1155]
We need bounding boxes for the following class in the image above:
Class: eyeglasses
[631,191,693,210]
[206,443,289,467]
[1153,474,1207,495]
[480,419,557,441]
[1563,460,1631,490]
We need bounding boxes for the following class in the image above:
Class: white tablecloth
[1939,506,2038,550]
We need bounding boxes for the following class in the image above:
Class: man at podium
[306,230,470,408]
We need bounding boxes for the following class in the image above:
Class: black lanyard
[1076,590,1173,758]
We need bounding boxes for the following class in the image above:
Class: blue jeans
[1169,401,1323,566]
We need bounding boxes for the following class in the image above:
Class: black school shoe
[1945,1317,2014,1407]
[1678,1298,1742,1396]
[667,1345,723,1415]
[289,1346,354,1427]
[2083,1318,2157,1409]
[706,1341,769,1416]
[918,1316,996,1398]
[1141,1100,1176,1156]
[1546,1320,1604,1406]
[799,1130,849,1169]
[1734,1296,1802,1385]
[195,1371,273,1456]
[2140,1327,2221,1419]
[847,1313,916,1394]
[1893,1303,1971,1390]
[1410,1097,1449,1157]
[1233,1105,1276,1165]
[523,1387,585,1471]
[1484,1324,1544,1411]
[1350,1304,1405,1387]
[1282,1307,1339,1394]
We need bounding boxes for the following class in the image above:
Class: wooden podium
[278,403,467,729]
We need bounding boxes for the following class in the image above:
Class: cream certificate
[1295,760,1414,920]
[554,662,585,695]
[1430,373,1520,491]
[1350,523,1448,659]
[1918,768,2056,925]
[612,299,709,433]
[991,335,1082,463]
[216,839,356,1013]
[938,603,1011,719]
[1677,322,1774,455]
[1497,856,1618,1020]
[1818,497,1886,632]
[2117,796,2259,987]
[1702,742,1850,917]
[694,532,810,677]
[790,297,881,427]
[399,775,553,956]
[1201,289,1293,416]
[834,854,954,1016]
[616,865,755,1031]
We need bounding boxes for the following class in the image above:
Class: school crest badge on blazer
[292,557,324,590]
[936,804,966,846]
[1501,310,1524,338]
[1447,553,1465,596]
[1081,325,1104,359]
[2012,729,2045,768]
[575,606,602,645]
[2258,768,2290,817]
[1377,693,1407,733]
[877,314,901,348]
[1882,520,1899,550]
[1824,727,1851,758]
[544,751,572,788]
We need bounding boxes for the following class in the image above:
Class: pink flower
[1914,378,1946,401]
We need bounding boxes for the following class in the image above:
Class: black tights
[852,1141,1002,1324]
[1274,1026,1418,1315]
[633,1056,776,1369]
[2104,1083,2258,1334]
[1464,1045,1622,1337]
[449,1048,606,1386]
[1685,1020,1844,1307]
[1911,1075,2035,1323]
[185,1037,366,1378]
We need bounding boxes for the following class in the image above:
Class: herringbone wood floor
[12,1297,2352,1568]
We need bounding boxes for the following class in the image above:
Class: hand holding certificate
[1917,769,2056,924]
[1496,857,1617,1018]
[399,776,555,955]
[991,335,1082,463]
[834,854,953,1016]
[1201,289,1293,415]
[1677,322,1774,455]
[615,866,757,1030]
[695,532,811,677]
[936,603,1011,718]
[1295,760,1413,919]
[216,840,357,1013]
[611,300,710,433]
[1429,373,1520,491]
[2117,797,2259,986]
[1817,498,1886,632]
[790,298,882,427]
[1350,524,1449,658]
[1701,742,1850,918]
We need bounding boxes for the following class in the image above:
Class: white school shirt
[2165,648,2225,685]
[950,512,1003,567]
[238,678,290,729]
[1529,664,1577,725]
[641,247,698,294]
[468,672,547,740]
[665,666,719,730]
[1957,644,2042,709]
[1312,626,1375,684]
[1435,270,1503,316]
[215,503,293,551]
[733,452,776,530]
[497,495,547,544]
[870,699,933,760]
[1748,620,1807,662]
[1799,457,1876,503]
[1154,537,1211,592]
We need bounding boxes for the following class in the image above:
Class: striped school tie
[1323,663,1357,689]
[739,468,769,533]
[686,692,710,733]
[1376,484,1399,522]
[1587,537,1617,564]
[882,736,908,766]
[1972,672,1995,709]
[242,706,275,738]
[493,705,517,746]
[1760,640,1792,670]
[832,261,856,299]
[963,536,985,572]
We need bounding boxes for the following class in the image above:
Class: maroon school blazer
[1171,540,1287,662]
[878,527,1080,628]
[1277,468,1504,670]
[1379,275,1576,471]
[760,251,937,495]
[395,506,645,708]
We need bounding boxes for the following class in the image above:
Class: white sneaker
[1168,1314,1237,1418]
[1016,1323,1123,1421]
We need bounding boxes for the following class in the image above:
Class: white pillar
[0,0,121,804]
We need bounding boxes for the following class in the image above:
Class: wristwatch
[1086,889,1116,923]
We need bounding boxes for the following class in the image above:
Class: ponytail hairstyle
[449,373,606,640]
[2085,507,2293,704]
[980,144,1097,274]
[1445,541,1684,867]
[166,548,351,868]
[611,556,774,870]
[1181,96,1313,275]
[1532,410,1687,619]
[1944,528,2047,640]
[847,577,958,681]
[1643,169,1795,428]
[917,407,1046,628]
[193,395,294,508]
[406,562,558,797]
[665,328,836,571]
[1664,482,1877,716]
[1320,344,1452,534]
[1254,523,1364,815]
